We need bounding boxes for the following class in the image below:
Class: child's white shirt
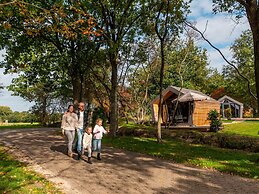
[83,133,92,148]
[93,125,107,139]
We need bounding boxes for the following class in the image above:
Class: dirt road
[0,128,258,194]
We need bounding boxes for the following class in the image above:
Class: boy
[82,127,93,164]
[92,118,108,160]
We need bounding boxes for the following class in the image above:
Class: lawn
[103,136,259,179]
[0,122,42,130]
[0,146,62,193]
[221,121,259,137]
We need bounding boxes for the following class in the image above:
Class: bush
[117,126,259,153]
[174,130,259,153]
[225,108,232,120]
[92,107,107,128]
[208,109,222,132]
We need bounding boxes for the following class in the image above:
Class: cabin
[151,86,220,127]
[218,95,243,118]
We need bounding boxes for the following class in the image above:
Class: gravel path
[0,128,258,194]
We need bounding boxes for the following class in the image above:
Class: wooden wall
[193,101,220,126]
[152,104,159,122]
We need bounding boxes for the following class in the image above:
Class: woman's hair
[67,104,74,112]
[96,118,103,123]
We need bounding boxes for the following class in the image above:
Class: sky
[0,0,250,112]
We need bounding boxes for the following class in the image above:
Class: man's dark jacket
[77,110,88,129]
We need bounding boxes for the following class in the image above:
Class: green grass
[221,121,259,137]
[0,146,62,193]
[0,123,42,130]
[120,122,155,130]
[103,136,259,179]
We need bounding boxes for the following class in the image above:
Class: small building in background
[151,86,220,127]
[218,95,243,118]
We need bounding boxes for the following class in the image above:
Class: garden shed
[151,86,220,127]
[218,95,243,118]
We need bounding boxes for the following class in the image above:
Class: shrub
[208,109,222,132]
[224,108,232,120]
[92,107,107,128]
[117,124,259,152]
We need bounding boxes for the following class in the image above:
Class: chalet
[151,86,220,127]
[218,95,243,118]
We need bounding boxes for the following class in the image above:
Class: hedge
[117,127,259,152]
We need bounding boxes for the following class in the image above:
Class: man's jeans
[77,128,84,154]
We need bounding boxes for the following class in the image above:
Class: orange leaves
[75,19,85,25]
[93,31,102,37]
[3,22,11,29]
[1,1,103,40]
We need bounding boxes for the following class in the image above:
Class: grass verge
[221,121,259,137]
[103,136,259,179]
[0,123,42,130]
[0,146,62,193]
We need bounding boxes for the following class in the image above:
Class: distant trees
[0,106,12,119]
[0,106,39,123]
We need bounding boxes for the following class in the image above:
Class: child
[82,127,93,164]
[92,118,108,160]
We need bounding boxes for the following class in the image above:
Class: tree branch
[0,1,17,7]
[184,21,257,100]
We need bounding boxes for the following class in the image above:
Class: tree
[212,0,259,113]
[0,106,12,122]
[0,0,101,106]
[223,30,257,113]
[2,35,71,125]
[126,36,160,123]
[0,106,12,116]
[165,39,211,93]
[87,0,154,136]
[146,0,190,142]
[206,69,226,95]
[0,83,3,93]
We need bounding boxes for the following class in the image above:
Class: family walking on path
[61,102,108,164]
[1,128,258,194]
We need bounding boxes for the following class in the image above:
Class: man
[76,102,89,160]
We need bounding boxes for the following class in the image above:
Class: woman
[61,105,78,157]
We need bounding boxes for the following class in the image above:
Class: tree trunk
[109,57,118,137]
[157,41,165,143]
[254,36,259,114]
[246,4,259,114]
[71,75,81,105]
[41,96,47,126]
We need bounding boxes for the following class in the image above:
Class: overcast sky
[0,0,250,112]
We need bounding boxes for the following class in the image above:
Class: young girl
[82,127,93,164]
[92,118,108,160]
